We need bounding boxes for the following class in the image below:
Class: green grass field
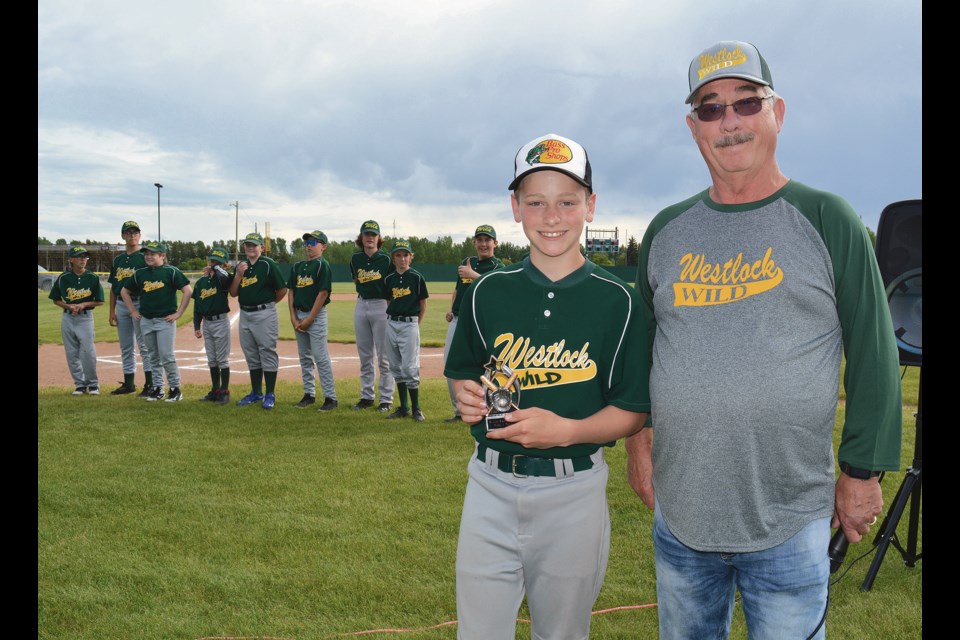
[39,282,456,347]
[38,371,922,639]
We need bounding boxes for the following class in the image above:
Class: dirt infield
[38,294,448,388]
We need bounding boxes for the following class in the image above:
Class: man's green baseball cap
[243,232,264,246]
[208,247,229,264]
[360,220,381,235]
[121,220,141,233]
[391,239,413,254]
[68,246,91,258]
[142,241,168,253]
[474,224,497,240]
[303,230,329,244]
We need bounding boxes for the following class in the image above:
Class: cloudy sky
[38,0,922,249]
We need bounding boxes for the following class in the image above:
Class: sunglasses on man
[692,95,775,122]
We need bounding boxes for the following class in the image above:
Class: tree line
[40,234,646,269]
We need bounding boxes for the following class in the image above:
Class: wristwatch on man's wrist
[839,461,880,479]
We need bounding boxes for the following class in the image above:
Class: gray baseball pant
[444,315,458,413]
[456,448,610,640]
[140,316,181,388]
[353,298,394,402]
[62,310,99,388]
[294,307,336,399]
[115,299,153,375]
[201,315,231,368]
[239,304,279,371]
[386,318,420,389]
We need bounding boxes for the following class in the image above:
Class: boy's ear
[511,192,522,223]
[585,192,597,224]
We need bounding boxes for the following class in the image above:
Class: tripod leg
[904,471,922,566]
[861,468,919,591]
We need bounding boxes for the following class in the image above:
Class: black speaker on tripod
[861,199,922,591]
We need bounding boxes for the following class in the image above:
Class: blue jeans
[653,504,829,640]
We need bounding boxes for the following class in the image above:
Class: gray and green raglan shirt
[637,180,902,553]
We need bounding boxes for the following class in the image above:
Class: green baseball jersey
[191,273,232,318]
[288,257,333,310]
[350,250,394,299]
[445,258,646,459]
[49,270,104,305]
[107,250,147,296]
[237,256,285,306]
[384,268,428,317]
[125,265,190,319]
[452,255,504,315]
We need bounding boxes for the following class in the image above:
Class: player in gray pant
[239,306,280,371]
[355,298,392,404]
[50,246,105,394]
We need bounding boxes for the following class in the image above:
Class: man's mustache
[714,132,755,148]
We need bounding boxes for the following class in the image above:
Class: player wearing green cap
[349,220,395,411]
[230,232,288,409]
[443,224,503,422]
[192,247,234,404]
[382,240,428,421]
[107,220,155,396]
[288,230,337,411]
[50,246,105,395]
[121,241,192,402]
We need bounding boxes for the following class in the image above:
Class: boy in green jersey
[50,246,105,395]
[192,247,233,404]
[382,240,428,421]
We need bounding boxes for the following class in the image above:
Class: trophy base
[485,413,509,431]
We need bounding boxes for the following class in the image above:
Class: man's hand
[445,311,454,323]
[109,312,117,326]
[194,329,202,339]
[235,262,248,277]
[626,429,655,509]
[834,473,883,543]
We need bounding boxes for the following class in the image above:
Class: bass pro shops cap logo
[525,139,574,167]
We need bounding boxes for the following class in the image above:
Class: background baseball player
[382,239,428,421]
[443,224,503,422]
[230,232,287,410]
[50,246,104,395]
[107,220,154,396]
[121,241,192,402]
[349,220,395,412]
[445,133,647,638]
[192,247,233,404]
[288,230,338,411]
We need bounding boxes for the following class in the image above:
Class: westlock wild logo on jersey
[491,333,597,390]
[525,139,574,166]
[673,247,783,306]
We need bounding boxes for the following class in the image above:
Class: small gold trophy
[480,356,521,431]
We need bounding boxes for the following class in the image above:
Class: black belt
[389,315,416,322]
[295,306,311,313]
[241,304,271,312]
[476,444,595,477]
[64,308,90,315]
[203,313,226,321]
[128,296,139,302]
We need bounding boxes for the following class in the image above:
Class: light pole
[154,183,163,241]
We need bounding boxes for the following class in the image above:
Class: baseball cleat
[164,387,183,402]
[262,392,276,410]
[215,390,231,405]
[72,387,87,396]
[146,386,165,402]
[236,392,264,406]
[110,383,136,396]
[412,408,425,422]
[318,398,339,412]
[352,399,375,410]
[443,415,462,423]
[377,402,393,413]
[87,386,100,396]
[199,390,218,402]
[295,394,316,408]
[386,408,411,419]
[137,385,153,399]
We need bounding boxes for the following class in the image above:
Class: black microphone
[828,529,849,573]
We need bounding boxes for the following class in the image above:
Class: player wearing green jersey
[288,230,337,411]
[121,241,192,402]
[193,247,233,404]
[382,240,428,421]
[107,220,154,396]
[445,133,647,638]
[443,224,503,422]
[50,246,105,395]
